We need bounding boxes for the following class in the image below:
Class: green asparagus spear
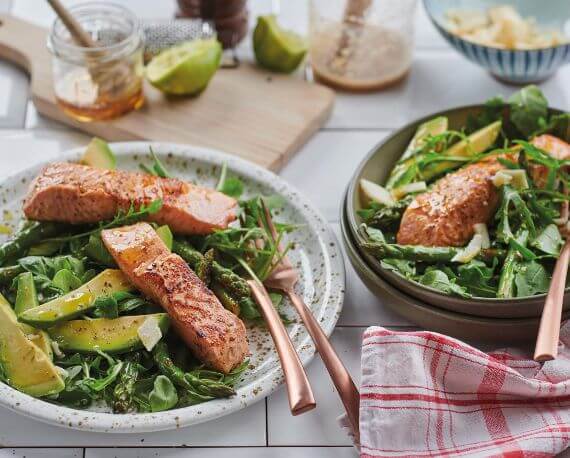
[497,229,529,299]
[112,353,141,413]
[362,241,506,264]
[173,240,250,298]
[0,221,62,264]
[152,342,236,400]
[196,249,214,286]
[211,282,240,315]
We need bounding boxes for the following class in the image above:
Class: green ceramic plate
[341,195,570,342]
[345,105,568,319]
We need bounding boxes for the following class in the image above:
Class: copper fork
[247,279,316,415]
[260,201,361,443]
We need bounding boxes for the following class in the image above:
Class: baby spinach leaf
[419,270,471,298]
[52,269,82,293]
[514,260,550,297]
[92,295,119,319]
[84,234,116,267]
[380,259,416,278]
[149,375,178,412]
[532,224,562,256]
[508,85,548,138]
[532,113,570,141]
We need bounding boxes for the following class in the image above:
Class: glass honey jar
[47,3,144,121]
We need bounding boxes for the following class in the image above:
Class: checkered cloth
[349,323,570,457]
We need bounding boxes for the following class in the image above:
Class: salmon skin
[23,162,237,235]
[101,222,248,373]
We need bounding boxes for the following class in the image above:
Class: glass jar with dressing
[309,0,417,91]
[47,3,144,121]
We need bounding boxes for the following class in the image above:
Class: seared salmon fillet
[397,157,504,247]
[101,222,248,373]
[23,162,237,235]
[529,135,570,187]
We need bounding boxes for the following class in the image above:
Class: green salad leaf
[149,375,178,412]
[508,85,549,138]
[419,269,470,298]
[514,260,550,297]
[532,224,563,256]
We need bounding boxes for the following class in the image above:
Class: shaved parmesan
[492,170,513,187]
[138,316,163,352]
[391,181,427,200]
[360,179,395,206]
[502,169,529,190]
[51,340,64,358]
[473,223,490,249]
[452,234,483,263]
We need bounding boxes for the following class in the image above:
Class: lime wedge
[253,15,307,73]
[146,39,222,96]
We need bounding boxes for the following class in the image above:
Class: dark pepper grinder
[176,0,248,49]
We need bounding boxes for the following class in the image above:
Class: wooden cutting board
[0,14,334,171]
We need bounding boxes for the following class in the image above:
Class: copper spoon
[259,200,361,444]
[534,238,570,361]
[248,279,316,415]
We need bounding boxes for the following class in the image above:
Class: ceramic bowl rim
[345,103,568,306]
[422,0,570,53]
[0,141,346,433]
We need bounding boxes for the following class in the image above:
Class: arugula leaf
[496,185,536,243]
[149,375,178,412]
[139,147,172,178]
[508,85,548,138]
[532,224,563,256]
[532,113,570,142]
[466,96,505,134]
[419,269,471,298]
[216,163,244,198]
[363,226,386,243]
[456,260,497,297]
[44,200,163,244]
[514,260,550,297]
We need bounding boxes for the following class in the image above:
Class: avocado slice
[402,116,449,161]
[0,293,64,397]
[18,269,132,329]
[421,120,502,179]
[81,137,116,170]
[387,116,449,189]
[15,272,53,359]
[155,225,173,250]
[48,313,170,354]
[386,119,501,189]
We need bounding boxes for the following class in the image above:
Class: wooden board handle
[0,14,52,93]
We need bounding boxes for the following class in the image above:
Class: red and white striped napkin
[347,323,570,457]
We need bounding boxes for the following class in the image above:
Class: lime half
[253,15,307,73]
[146,39,222,96]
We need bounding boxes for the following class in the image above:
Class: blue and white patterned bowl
[423,0,570,84]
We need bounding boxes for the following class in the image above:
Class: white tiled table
[0,1,568,457]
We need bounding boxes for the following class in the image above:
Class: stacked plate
[340,105,569,343]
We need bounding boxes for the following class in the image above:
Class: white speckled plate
[0,142,345,433]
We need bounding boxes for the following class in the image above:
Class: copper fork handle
[534,239,570,361]
[248,280,316,415]
[287,290,360,443]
